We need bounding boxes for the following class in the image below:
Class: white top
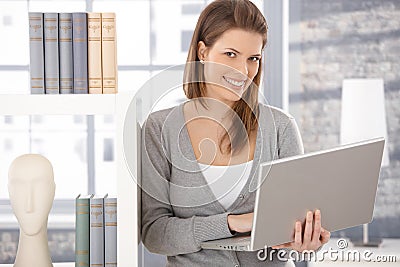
[197,160,253,210]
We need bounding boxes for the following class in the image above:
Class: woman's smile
[223,76,246,89]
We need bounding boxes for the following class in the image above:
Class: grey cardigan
[141,102,304,267]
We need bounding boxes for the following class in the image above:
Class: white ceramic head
[8,154,56,236]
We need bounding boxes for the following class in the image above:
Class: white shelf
[0,263,73,267]
[0,94,116,115]
[0,92,139,267]
[116,91,139,267]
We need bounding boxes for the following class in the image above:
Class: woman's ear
[197,41,208,61]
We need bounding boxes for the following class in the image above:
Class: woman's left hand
[272,209,330,252]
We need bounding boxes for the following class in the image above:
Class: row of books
[29,12,118,95]
[75,194,117,267]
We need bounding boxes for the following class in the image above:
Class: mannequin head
[8,154,56,236]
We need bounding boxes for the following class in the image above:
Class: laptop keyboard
[217,236,251,245]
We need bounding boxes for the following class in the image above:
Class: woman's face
[198,28,263,106]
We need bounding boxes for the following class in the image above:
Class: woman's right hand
[227,212,254,233]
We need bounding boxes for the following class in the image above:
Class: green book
[75,194,93,267]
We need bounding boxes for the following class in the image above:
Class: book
[90,194,107,267]
[88,12,103,94]
[28,12,45,94]
[104,196,117,267]
[59,13,74,94]
[75,194,93,267]
[72,12,88,94]
[101,13,118,94]
[44,13,59,94]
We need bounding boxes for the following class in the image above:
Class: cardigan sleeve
[278,117,304,158]
[140,115,235,256]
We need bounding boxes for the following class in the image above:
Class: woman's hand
[227,212,253,233]
[272,209,330,252]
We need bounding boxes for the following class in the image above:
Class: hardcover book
[104,196,117,267]
[75,194,93,267]
[88,12,103,94]
[101,13,118,94]
[59,13,73,94]
[72,12,88,94]
[90,194,107,267]
[44,13,60,94]
[28,12,45,94]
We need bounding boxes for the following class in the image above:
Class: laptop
[200,137,385,251]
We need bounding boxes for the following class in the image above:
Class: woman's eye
[225,51,236,57]
[249,57,261,62]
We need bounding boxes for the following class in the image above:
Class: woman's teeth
[224,76,245,87]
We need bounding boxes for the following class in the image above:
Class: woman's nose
[234,59,249,77]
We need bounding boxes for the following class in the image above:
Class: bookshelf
[1,263,74,267]
[0,94,115,115]
[0,92,139,267]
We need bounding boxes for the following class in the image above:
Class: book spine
[101,13,118,94]
[29,12,45,94]
[44,13,59,94]
[75,198,90,267]
[104,198,117,267]
[72,12,88,94]
[88,13,103,94]
[59,13,73,94]
[90,198,105,267]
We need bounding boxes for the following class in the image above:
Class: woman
[141,0,330,266]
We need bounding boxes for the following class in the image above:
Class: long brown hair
[183,0,268,154]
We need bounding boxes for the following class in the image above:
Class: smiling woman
[198,28,263,103]
[184,27,265,163]
[183,0,267,157]
[141,0,330,266]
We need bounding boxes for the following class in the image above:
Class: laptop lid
[250,137,384,250]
